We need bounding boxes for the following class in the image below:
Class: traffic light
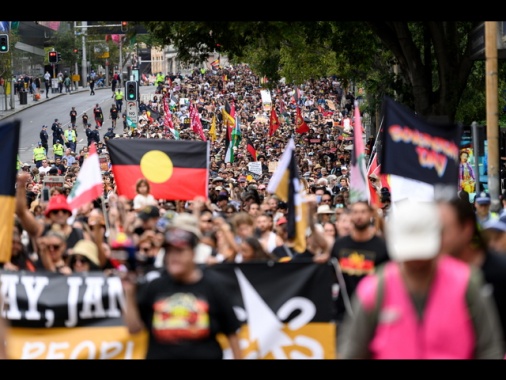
[48,51,57,63]
[73,48,78,54]
[126,81,137,100]
[57,52,62,62]
[0,34,8,53]
[121,21,128,32]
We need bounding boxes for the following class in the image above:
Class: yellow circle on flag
[246,175,253,181]
[140,150,173,183]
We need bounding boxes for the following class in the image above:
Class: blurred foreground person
[338,200,504,359]
[121,214,242,359]
[439,197,506,355]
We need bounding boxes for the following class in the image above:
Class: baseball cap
[385,200,441,262]
[483,218,506,233]
[137,205,160,220]
[169,212,202,238]
[164,227,198,249]
[475,191,491,205]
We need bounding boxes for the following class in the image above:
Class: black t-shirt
[136,269,241,359]
[110,108,119,119]
[331,234,390,322]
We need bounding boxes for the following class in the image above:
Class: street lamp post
[81,21,87,89]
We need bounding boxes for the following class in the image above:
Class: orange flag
[269,107,280,136]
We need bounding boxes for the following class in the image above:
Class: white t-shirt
[133,193,157,211]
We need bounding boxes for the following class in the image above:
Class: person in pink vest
[338,199,504,359]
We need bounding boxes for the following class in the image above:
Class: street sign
[126,100,138,130]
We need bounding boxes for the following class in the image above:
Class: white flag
[66,143,103,211]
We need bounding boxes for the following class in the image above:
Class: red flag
[246,138,257,161]
[269,107,280,136]
[349,101,369,204]
[295,106,309,134]
[278,98,286,114]
[189,103,207,141]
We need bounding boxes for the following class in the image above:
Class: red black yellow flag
[106,139,209,201]
[0,120,21,263]
[295,106,309,134]
[246,138,257,161]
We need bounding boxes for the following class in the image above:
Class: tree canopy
[140,21,506,127]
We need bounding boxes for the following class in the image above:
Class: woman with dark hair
[2,218,37,272]
[239,236,275,262]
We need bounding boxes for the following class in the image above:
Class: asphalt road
[0,84,156,164]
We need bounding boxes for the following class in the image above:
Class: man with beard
[331,201,390,325]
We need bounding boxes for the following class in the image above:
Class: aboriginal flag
[0,120,21,263]
[106,139,209,201]
[246,138,257,161]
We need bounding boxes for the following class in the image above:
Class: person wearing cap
[40,125,49,154]
[132,203,160,244]
[53,139,64,160]
[339,199,504,359]
[330,200,389,324]
[64,124,77,153]
[121,214,243,360]
[439,197,506,354]
[16,172,87,252]
[33,141,47,168]
[271,195,329,263]
[474,191,499,229]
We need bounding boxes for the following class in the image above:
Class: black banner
[381,96,462,185]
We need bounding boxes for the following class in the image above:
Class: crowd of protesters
[5,63,506,359]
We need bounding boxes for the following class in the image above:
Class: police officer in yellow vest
[53,139,64,160]
[64,125,77,153]
[33,142,47,168]
[114,89,124,112]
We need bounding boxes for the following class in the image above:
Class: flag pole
[100,195,111,238]
[367,115,384,169]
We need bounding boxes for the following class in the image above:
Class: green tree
[140,21,504,126]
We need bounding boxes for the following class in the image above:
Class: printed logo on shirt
[151,292,210,343]
[337,248,376,276]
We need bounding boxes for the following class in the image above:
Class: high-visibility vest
[115,92,124,100]
[65,129,76,142]
[53,143,64,156]
[33,147,46,161]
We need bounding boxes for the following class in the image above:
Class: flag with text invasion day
[381,96,461,186]
[0,120,20,263]
[106,139,209,201]
[267,138,307,253]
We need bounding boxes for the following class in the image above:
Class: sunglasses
[201,218,213,223]
[71,255,90,265]
[47,244,62,250]
[50,209,70,215]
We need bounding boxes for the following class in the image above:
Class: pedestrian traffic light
[48,51,57,63]
[57,52,62,62]
[126,81,137,100]
[73,48,78,54]
[121,21,128,32]
[0,34,9,53]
